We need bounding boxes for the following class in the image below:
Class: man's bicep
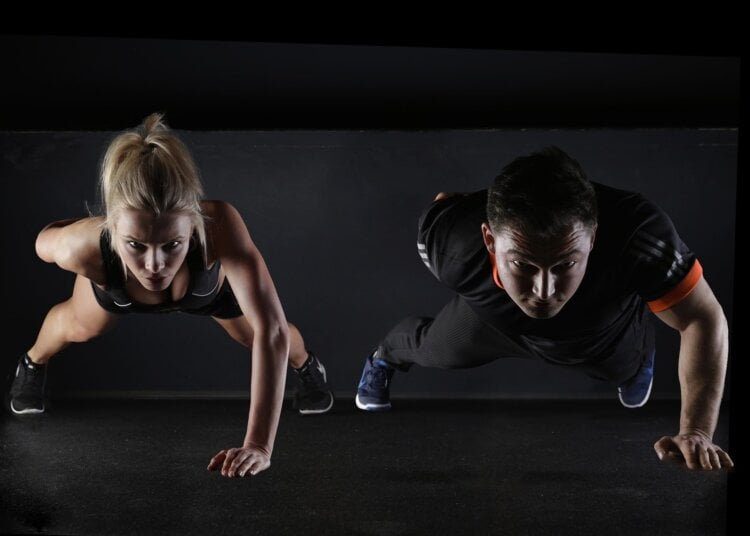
[653,277,723,332]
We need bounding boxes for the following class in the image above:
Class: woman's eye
[127,241,143,250]
[164,241,181,251]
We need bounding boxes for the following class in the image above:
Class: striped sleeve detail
[647,259,703,313]
[417,242,431,269]
[628,231,692,290]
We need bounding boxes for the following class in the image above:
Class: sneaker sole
[355,393,391,411]
[10,401,45,415]
[618,377,653,409]
[298,393,335,415]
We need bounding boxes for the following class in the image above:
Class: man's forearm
[677,316,729,438]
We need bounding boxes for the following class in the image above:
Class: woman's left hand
[207,445,271,477]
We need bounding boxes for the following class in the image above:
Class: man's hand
[207,445,271,477]
[654,432,733,470]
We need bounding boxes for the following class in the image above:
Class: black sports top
[416,182,702,371]
[90,230,230,315]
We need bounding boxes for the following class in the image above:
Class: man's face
[482,221,596,319]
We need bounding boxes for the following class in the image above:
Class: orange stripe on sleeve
[647,259,703,313]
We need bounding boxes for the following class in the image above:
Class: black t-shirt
[416,182,702,373]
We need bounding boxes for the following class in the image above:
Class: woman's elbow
[35,231,55,263]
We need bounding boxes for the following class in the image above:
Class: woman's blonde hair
[99,113,206,263]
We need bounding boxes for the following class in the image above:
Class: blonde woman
[8,113,334,477]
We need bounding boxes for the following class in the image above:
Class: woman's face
[113,209,193,292]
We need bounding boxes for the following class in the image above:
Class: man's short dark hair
[486,146,598,238]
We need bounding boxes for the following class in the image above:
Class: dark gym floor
[1,398,733,536]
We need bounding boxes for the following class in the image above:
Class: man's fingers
[717,448,734,469]
[698,446,713,470]
[653,436,673,460]
[708,448,722,470]
[654,436,685,465]
[678,441,701,470]
[655,435,733,471]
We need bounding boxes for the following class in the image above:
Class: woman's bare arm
[35,217,105,283]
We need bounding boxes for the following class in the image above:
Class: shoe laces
[362,365,389,390]
[297,361,326,392]
[14,361,45,394]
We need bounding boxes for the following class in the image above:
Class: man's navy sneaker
[355,352,395,411]
[618,350,655,408]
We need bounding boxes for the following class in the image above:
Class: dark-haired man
[356,146,732,471]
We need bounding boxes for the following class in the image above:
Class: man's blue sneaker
[617,350,655,408]
[355,352,395,411]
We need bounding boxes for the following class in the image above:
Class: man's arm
[653,276,733,470]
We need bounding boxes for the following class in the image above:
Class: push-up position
[8,114,334,477]
[356,146,732,471]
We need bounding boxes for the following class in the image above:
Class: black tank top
[91,230,224,314]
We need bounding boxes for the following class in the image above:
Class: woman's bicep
[222,246,288,333]
[211,203,287,330]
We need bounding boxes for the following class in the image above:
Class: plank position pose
[356,146,733,471]
[7,114,334,477]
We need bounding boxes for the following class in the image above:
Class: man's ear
[481,223,495,254]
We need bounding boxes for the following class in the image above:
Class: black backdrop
[0,35,740,400]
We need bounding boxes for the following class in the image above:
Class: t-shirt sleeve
[622,195,702,313]
[416,191,489,293]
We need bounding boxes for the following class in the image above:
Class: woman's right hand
[207,445,271,478]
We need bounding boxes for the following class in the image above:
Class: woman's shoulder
[67,219,107,276]
[35,216,107,283]
[201,199,239,219]
[201,200,255,259]
[201,200,248,234]
[66,217,106,251]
